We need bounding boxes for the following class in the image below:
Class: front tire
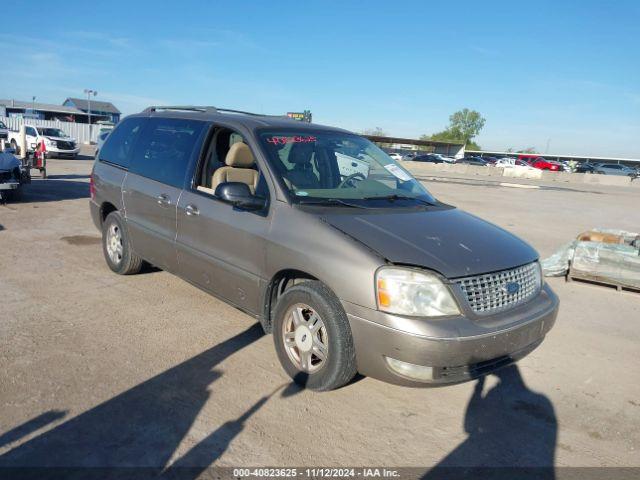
[102,211,143,275]
[8,187,22,202]
[273,281,357,391]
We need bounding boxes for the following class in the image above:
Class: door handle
[185,204,199,216]
[156,194,171,206]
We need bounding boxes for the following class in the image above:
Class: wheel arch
[100,202,118,225]
[261,269,320,334]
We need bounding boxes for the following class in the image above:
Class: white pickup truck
[7,125,80,158]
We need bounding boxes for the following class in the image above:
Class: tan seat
[211,142,259,194]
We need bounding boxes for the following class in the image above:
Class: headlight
[534,260,544,287]
[376,267,460,317]
[44,138,54,146]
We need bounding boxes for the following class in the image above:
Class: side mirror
[214,182,266,211]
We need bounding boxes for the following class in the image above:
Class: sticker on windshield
[384,164,412,181]
[295,191,309,196]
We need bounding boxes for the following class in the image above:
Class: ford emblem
[505,282,520,295]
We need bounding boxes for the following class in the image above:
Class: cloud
[470,45,498,56]
[159,29,263,53]
[62,31,132,49]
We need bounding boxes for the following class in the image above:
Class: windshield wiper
[363,194,436,206]
[295,198,369,209]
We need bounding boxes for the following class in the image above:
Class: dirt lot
[0,157,639,474]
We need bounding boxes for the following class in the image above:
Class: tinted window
[130,118,205,188]
[99,117,146,168]
[26,127,37,137]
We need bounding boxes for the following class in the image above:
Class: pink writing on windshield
[266,136,317,145]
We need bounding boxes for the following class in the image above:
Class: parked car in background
[91,105,557,390]
[0,149,29,202]
[7,126,80,159]
[518,155,564,171]
[413,153,445,163]
[593,163,638,177]
[95,129,112,158]
[457,156,488,166]
[402,152,417,161]
[0,120,8,142]
[388,153,403,161]
[575,162,597,174]
[481,156,499,164]
[495,157,538,171]
[431,153,456,163]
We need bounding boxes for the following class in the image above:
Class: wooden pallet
[566,265,640,293]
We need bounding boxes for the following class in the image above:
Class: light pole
[84,89,97,142]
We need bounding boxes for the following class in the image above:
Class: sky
[1,0,639,158]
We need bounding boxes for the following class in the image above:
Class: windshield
[258,130,436,205]
[37,128,67,137]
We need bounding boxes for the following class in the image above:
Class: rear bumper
[89,199,101,230]
[344,284,559,387]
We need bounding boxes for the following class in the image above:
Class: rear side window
[99,117,146,169]
[129,118,206,188]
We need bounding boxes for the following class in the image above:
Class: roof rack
[142,105,218,114]
[142,105,291,119]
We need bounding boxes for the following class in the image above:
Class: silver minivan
[90,106,558,391]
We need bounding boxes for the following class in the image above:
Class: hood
[0,152,21,171]
[46,136,75,142]
[322,207,538,278]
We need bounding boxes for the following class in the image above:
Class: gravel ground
[0,157,638,474]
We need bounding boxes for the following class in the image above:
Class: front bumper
[46,146,80,157]
[344,284,558,387]
[0,181,20,191]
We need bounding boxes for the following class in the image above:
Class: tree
[466,140,481,151]
[421,108,486,149]
[448,108,486,142]
[361,127,387,137]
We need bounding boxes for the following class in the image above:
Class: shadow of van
[423,364,557,480]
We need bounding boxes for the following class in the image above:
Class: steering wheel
[338,172,366,188]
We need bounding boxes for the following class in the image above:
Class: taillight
[89,173,96,200]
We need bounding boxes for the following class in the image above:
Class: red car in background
[517,154,564,171]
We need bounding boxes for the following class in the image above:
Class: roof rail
[142,105,218,114]
[216,108,288,118]
[142,105,292,120]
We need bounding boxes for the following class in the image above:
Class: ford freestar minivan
[90,106,558,391]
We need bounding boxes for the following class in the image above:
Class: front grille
[455,262,541,315]
[56,140,75,150]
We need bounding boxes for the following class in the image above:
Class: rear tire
[102,211,143,275]
[273,281,357,391]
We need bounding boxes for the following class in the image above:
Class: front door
[175,129,271,314]
[176,190,270,313]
